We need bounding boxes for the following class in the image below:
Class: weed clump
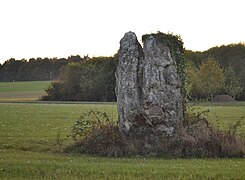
[172,108,245,157]
[65,110,245,158]
[65,111,127,157]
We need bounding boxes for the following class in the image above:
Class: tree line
[42,56,118,102]
[185,43,245,100]
[186,58,243,100]
[0,55,88,81]
[1,43,244,101]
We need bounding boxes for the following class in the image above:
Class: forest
[185,43,245,100]
[0,55,87,81]
[0,43,244,101]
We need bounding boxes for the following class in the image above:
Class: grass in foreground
[0,150,244,179]
[0,81,50,101]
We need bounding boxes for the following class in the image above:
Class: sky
[0,0,244,64]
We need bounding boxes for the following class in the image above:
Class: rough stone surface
[116,32,183,147]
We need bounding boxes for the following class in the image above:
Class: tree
[199,58,224,100]
[224,67,243,98]
[186,61,202,99]
[42,56,117,102]
[185,43,245,100]
[2,58,26,81]
[0,64,3,81]
[43,81,65,101]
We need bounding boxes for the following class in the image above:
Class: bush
[173,108,245,157]
[65,110,245,158]
[69,124,127,157]
[41,81,65,101]
[65,110,128,157]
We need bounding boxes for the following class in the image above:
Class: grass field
[0,81,50,101]
[188,103,245,138]
[0,103,117,151]
[1,149,244,179]
[0,102,244,179]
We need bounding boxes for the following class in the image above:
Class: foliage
[42,56,117,101]
[41,81,65,101]
[199,58,224,100]
[185,43,245,100]
[66,106,245,158]
[0,55,85,82]
[70,110,113,141]
[224,67,243,98]
[186,56,244,100]
[66,110,126,157]
[186,61,202,99]
[179,106,245,157]
[1,42,244,101]
[44,32,186,103]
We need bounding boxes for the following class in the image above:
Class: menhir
[116,32,184,150]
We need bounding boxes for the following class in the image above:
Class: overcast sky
[0,0,244,64]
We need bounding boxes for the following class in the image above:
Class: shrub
[173,108,245,158]
[41,81,65,101]
[65,110,245,158]
[65,110,128,157]
[71,124,127,157]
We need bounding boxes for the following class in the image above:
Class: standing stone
[116,32,183,149]
[115,32,144,134]
[142,35,183,136]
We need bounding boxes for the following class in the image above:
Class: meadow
[0,81,50,101]
[0,81,245,179]
[0,102,245,179]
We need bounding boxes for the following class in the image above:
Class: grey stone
[116,32,183,148]
[115,32,144,134]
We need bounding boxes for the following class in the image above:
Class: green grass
[0,103,117,151]
[1,150,244,179]
[189,103,245,137]
[0,102,244,179]
[0,81,50,101]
